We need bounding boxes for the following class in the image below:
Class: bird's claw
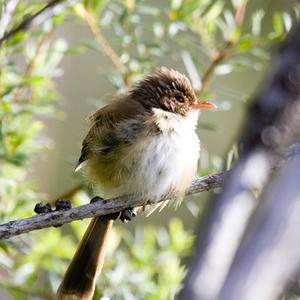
[90,196,137,223]
[120,208,137,223]
[55,199,72,211]
[90,196,104,203]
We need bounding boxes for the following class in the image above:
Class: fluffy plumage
[77,67,200,202]
[58,67,202,300]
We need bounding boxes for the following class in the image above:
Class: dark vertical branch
[219,154,300,300]
[179,24,300,300]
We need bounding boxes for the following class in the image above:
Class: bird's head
[131,67,216,116]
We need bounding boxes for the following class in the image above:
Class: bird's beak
[190,101,217,110]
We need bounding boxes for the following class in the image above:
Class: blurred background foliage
[0,0,299,299]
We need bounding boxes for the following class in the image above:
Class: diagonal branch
[0,172,226,240]
[80,9,127,75]
[0,0,76,46]
[197,0,248,95]
[0,0,20,38]
[0,135,298,241]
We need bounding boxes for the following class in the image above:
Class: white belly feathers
[122,108,200,205]
[92,108,200,208]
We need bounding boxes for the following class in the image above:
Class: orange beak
[190,101,217,110]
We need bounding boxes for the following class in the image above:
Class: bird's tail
[57,216,113,300]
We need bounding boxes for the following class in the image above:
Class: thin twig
[13,29,55,102]
[0,135,297,241]
[198,0,248,95]
[198,40,234,94]
[0,0,19,39]
[0,138,297,241]
[81,9,127,75]
[0,173,226,240]
[0,127,300,240]
[0,0,76,46]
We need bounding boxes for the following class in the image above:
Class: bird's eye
[175,95,184,103]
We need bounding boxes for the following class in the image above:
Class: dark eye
[175,95,184,103]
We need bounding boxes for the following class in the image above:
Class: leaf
[168,22,186,36]
[204,1,224,22]
[282,12,292,32]
[215,63,233,75]
[237,35,254,51]
[273,12,284,36]
[171,0,183,11]
[169,0,210,23]
[226,144,238,170]
[6,32,26,47]
[181,50,202,91]
[252,10,265,36]
[153,22,164,38]
[83,0,109,14]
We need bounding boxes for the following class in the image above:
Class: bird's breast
[124,109,200,204]
[89,109,200,205]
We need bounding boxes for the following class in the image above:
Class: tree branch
[220,149,300,300]
[0,0,19,39]
[197,0,247,95]
[0,172,226,240]
[0,0,76,46]
[0,135,297,241]
[81,9,127,75]
[198,40,234,95]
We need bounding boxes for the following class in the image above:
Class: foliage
[94,218,194,300]
[0,0,299,299]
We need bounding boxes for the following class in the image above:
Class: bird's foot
[34,199,72,228]
[55,199,72,211]
[34,199,72,215]
[90,196,137,223]
[34,202,53,214]
[90,196,104,203]
[120,207,137,223]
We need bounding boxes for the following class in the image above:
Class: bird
[57,67,215,300]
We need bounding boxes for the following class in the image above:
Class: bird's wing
[75,96,146,171]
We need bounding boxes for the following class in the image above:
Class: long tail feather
[57,216,113,300]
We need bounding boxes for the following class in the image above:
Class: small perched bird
[57,67,215,300]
